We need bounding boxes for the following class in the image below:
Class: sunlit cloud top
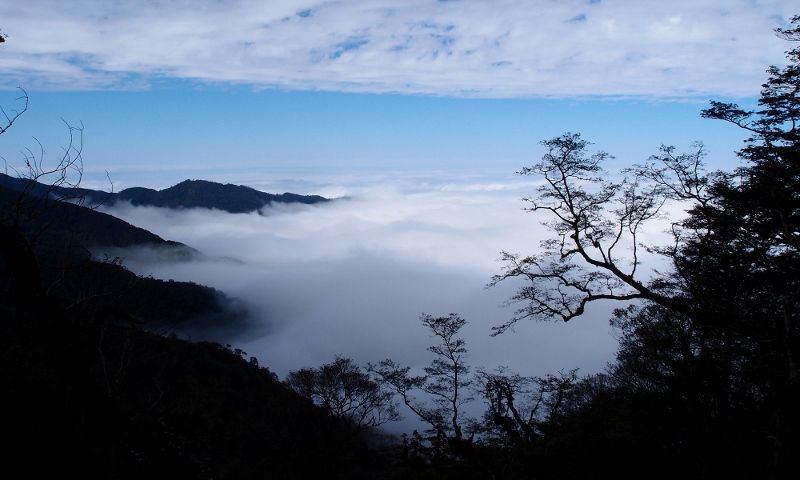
[0,0,796,97]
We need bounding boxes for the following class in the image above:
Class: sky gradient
[0,88,759,189]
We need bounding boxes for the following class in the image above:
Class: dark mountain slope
[0,183,187,251]
[0,173,329,214]
[1,200,370,478]
[1,293,363,478]
[0,171,110,206]
[1,184,248,335]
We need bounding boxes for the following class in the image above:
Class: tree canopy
[489,15,800,479]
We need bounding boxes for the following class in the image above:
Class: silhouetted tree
[371,314,474,451]
[286,356,399,438]
[489,132,697,334]
[476,367,580,446]
[491,15,800,479]
[0,87,26,136]
[0,82,42,309]
[693,16,799,476]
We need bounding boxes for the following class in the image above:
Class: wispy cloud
[0,1,795,97]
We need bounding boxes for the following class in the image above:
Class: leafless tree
[4,119,90,227]
[0,87,26,137]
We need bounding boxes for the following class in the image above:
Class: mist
[98,173,623,383]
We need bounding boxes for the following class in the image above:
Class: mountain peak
[0,172,330,214]
[120,178,328,212]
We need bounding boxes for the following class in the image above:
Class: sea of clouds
[98,171,630,382]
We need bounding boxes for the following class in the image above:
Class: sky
[1,1,797,428]
[0,1,797,182]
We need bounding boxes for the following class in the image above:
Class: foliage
[489,15,800,479]
[476,367,580,445]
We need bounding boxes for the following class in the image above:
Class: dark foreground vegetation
[1,173,373,478]
[2,17,799,480]
[0,181,250,336]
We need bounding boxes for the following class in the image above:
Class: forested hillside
[0,183,249,335]
[1,172,370,479]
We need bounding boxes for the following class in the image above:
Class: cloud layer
[99,173,622,382]
[1,0,795,97]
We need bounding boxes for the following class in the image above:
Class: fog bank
[100,174,621,381]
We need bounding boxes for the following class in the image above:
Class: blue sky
[1,87,753,179]
[0,1,796,188]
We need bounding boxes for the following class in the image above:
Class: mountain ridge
[0,173,330,214]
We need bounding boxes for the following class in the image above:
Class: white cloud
[0,0,795,97]
[96,172,668,385]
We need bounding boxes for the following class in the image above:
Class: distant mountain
[117,179,329,212]
[0,173,329,214]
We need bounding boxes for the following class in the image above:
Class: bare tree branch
[491,133,705,334]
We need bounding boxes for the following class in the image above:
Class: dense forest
[2,16,799,480]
